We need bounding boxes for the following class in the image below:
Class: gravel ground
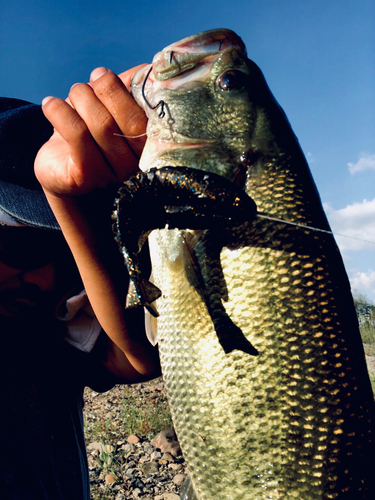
[84,377,187,500]
[84,351,375,500]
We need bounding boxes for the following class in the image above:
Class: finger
[118,64,150,91]
[89,68,148,158]
[65,95,73,107]
[42,96,97,156]
[68,81,140,178]
[41,96,118,191]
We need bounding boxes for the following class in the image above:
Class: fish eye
[217,70,247,91]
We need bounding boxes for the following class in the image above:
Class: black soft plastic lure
[112,166,258,355]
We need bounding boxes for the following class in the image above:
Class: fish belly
[148,225,374,500]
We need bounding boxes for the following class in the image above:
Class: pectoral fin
[145,309,158,346]
[126,277,161,317]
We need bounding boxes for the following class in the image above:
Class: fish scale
[148,220,372,499]
[126,28,375,499]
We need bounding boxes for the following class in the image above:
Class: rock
[151,430,181,457]
[101,444,115,454]
[132,487,142,498]
[168,463,182,471]
[128,434,141,444]
[132,478,145,489]
[122,443,134,452]
[87,442,114,455]
[87,441,102,453]
[87,455,98,469]
[173,474,186,486]
[84,379,187,499]
[151,451,162,460]
[125,460,136,470]
[161,452,175,463]
[105,473,117,484]
[142,461,160,475]
[115,494,126,500]
[163,493,181,500]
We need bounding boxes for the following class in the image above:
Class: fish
[113,28,375,499]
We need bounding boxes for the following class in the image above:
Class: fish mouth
[147,131,215,146]
[131,28,247,98]
[130,29,250,168]
[162,27,246,53]
[153,28,247,80]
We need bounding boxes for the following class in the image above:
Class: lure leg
[185,230,258,356]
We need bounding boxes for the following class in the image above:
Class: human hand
[35,65,148,198]
[34,66,161,380]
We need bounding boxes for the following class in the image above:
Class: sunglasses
[0,225,67,271]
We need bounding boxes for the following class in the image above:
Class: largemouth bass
[114,28,375,499]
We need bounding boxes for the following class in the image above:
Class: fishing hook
[141,66,175,124]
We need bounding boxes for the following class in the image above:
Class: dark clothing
[0,97,58,229]
[0,315,115,500]
[0,96,116,498]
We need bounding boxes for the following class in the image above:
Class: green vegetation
[84,381,173,444]
[354,291,375,327]
[354,292,375,395]
[120,386,173,438]
[84,380,173,499]
[84,292,375,499]
[361,325,375,355]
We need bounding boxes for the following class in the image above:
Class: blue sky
[1,0,374,302]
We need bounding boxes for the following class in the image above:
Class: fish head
[131,28,280,183]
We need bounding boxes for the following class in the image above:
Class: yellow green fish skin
[131,29,375,499]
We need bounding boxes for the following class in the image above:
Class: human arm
[35,66,161,383]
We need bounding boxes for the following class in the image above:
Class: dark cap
[0,97,60,230]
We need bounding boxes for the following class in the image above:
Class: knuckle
[126,109,147,135]
[68,82,90,101]
[92,71,123,99]
[70,112,90,138]
[93,109,115,132]
[42,97,65,116]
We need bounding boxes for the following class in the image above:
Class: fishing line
[114,132,148,139]
[257,213,375,245]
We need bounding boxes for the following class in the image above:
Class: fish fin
[140,276,161,317]
[179,474,199,500]
[179,231,206,296]
[125,277,161,317]
[145,309,158,346]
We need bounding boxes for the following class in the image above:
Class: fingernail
[70,82,82,91]
[90,67,109,82]
[42,96,54,106]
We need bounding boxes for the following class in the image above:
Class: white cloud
[324,199,375,301]
[306,152,314,163]
[348,153,375,174]
[349,269,375,305]
[324,198,375,251]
